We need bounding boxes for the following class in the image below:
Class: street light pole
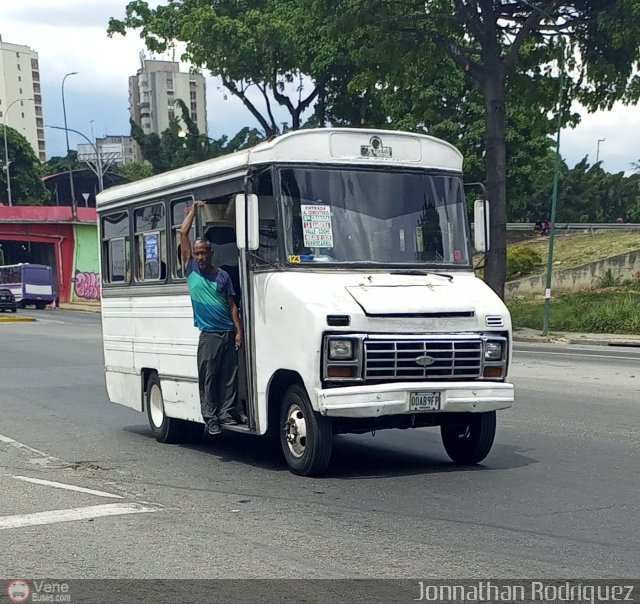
[542,41,565,335]
[62,72,78,211]
[596,138,605,163]
[520,0,566,335]
[46,124,104,193]
[3,97,34,207]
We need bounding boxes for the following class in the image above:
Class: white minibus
[97,128,514,476]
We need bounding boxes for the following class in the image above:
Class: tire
[441,411,496,465]
[11,308,17,313]
[145,374,188,444]
[35,302,46,310]
[280,383,332,476]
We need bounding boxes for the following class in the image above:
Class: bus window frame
[101,210,131,287]
[169,194,195,280]
[133,201,168,284]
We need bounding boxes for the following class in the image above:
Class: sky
[1,0,638,175]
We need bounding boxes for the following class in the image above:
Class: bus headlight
[323,335,364,382]
[328,339,354,360]
[484,341,504,361]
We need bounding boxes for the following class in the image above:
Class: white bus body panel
[252,271,514,432]
[102,294,201,420]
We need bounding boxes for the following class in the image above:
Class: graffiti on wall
[74,271,101,300]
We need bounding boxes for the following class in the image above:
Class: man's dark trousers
[197,331,237,426]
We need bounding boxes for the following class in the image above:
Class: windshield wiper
[390,269,454,281]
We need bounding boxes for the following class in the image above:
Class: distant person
[180,200,244,435]
[543,219,551,236]
[534,219,543,236]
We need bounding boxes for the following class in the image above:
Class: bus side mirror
[235,193,259,251]
[474,199,490,253]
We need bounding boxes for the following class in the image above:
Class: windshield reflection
[279,167,470,267]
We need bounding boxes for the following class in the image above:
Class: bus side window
[170,197,195,279]
[134,203,166,283]
[101,211,131,284]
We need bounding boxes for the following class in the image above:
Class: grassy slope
[512,231,640,275]
[508,285,640,333]
[503,232,640,334]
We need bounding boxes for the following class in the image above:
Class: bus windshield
[279,167,470,267]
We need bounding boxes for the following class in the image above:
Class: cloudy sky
[1,0,638,174]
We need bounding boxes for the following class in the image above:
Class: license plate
[409,391,441,411]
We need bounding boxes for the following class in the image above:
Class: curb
[514,334,640,347]
[58,304,101,314]
[0,316,36,323]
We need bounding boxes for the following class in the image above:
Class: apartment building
[129,58,207,149]
[0,35,45,161]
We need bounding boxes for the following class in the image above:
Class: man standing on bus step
[180,200,244,435]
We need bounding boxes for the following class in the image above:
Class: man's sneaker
[207,421,221,435]
[219,416,238,426]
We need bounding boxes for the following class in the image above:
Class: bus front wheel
[440,411,496,465]
[280,384,332,476]
[146,374,187,444]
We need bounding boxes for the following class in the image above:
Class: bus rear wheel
[440,411,496,465]
[146,374,188,444]
[280,384,332,476]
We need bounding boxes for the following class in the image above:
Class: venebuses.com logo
[7,580,31,603]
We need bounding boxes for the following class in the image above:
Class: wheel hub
[149,384,165,428]
[284,404,307,458]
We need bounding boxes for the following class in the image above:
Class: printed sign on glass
[301,204,334,248]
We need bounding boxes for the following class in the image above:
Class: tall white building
[0,35,45,161]
[129,58,207,151]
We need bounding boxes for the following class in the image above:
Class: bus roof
[96,128,463,209]
[0,263,50,270]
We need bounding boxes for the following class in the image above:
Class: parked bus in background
[0,263,57,309]
[96,128,514,476]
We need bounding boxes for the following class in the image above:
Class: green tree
[109,0,325,136]
[109,1,640,297]
[0,125,49,205]
[43,151,82,177]
[336,0,640,297]
[129,100,264,174]
[115,160,155,182]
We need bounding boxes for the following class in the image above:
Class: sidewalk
[514,327,640,347]
[58,301,101,313]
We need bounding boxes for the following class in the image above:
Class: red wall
[0,206,97,303]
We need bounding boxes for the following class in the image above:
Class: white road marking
[0,503,158,530]
[12,476,123,499]
[0,434,62,464]
[515,349,640,362]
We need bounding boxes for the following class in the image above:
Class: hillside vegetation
[507,231,640,280]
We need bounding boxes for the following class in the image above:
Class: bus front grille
[364,339,483,381]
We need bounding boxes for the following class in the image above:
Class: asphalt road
[1,310,639,582]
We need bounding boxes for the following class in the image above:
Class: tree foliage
[109,1,640,297]
[109,0,327,136]
[0,126,49,205]
[129,98,264,174]
[114,160,155,182]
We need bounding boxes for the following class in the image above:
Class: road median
[0,315,36,323]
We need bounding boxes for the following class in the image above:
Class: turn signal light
[483,366,503,379]
[327,366,357,379]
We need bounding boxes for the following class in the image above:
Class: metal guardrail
[507,223,640,231]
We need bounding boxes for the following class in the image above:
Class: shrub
[507,246,543,280]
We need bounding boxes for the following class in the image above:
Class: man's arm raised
[180,200,204,266]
